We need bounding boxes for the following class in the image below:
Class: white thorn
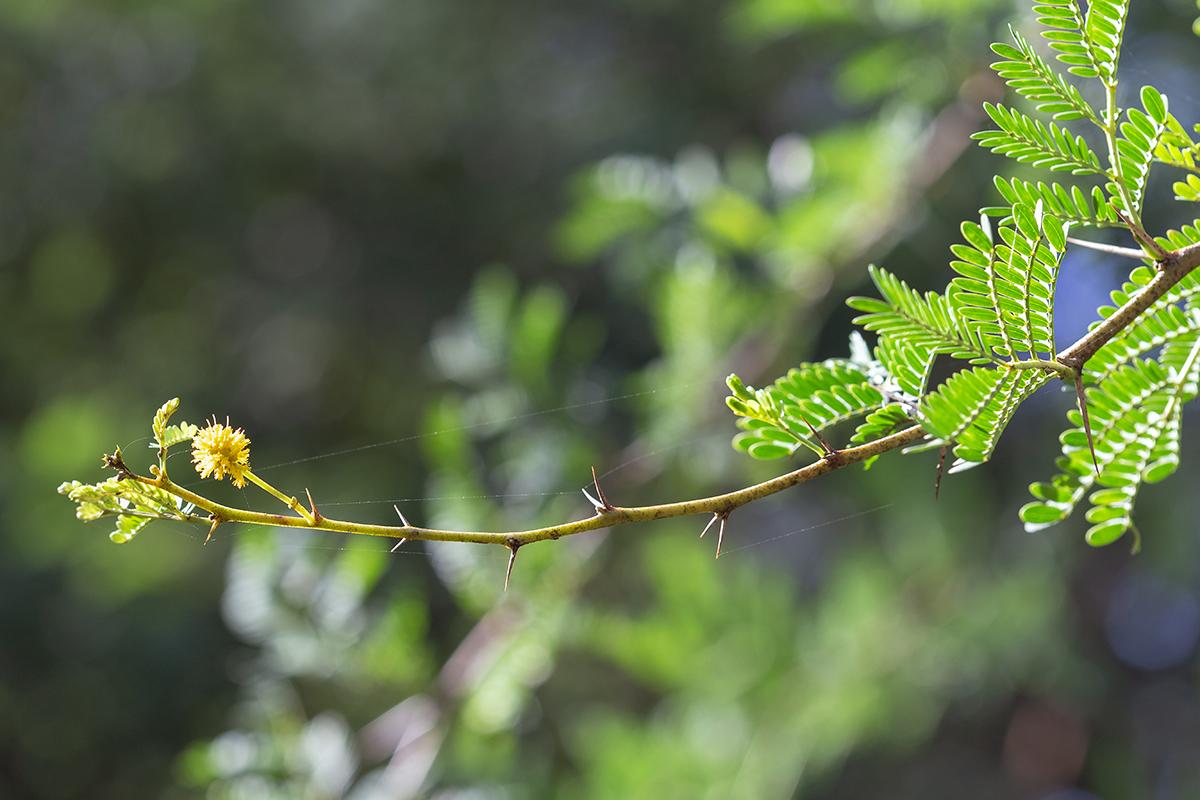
[504,547,517,592]
[582,487,603,513]
[390,538,408,553]
[700,514,719,539]
[393,504,411,528]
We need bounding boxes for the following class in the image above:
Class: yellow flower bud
[191,421,252,488]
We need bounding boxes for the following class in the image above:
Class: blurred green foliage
[9,0,1200,798]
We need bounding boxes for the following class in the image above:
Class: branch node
[103,448,133,480]
[1112,206,1171,262]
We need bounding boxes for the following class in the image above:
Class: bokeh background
[5,0,1200,797]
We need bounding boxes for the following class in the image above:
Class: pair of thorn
[582,467,615,514]
[391,504,412,553]
[504,465,619,592]
[700,511,730,558]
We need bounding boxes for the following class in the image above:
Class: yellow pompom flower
[192,420,252,487]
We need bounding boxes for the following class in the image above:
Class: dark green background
[5,0,1200,797]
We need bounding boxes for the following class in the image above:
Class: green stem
[243,470,316,524]
[1103,80,1138,226]
[100,237,1200,554]
[135,425,926,548]
[1003,359,1076,381]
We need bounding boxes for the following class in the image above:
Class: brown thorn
[1074,372,1102,477]
[591,466,614,511]
[1111,206,1171,261]
[715,514,728,559]
[393,504,411,528]
[204,516,222,545]
[504,540,520,592]
[800,416,836,456]
[305,488,323,524]
[390,537,408,553]
[934,445,947,501]
[699,513,719,539]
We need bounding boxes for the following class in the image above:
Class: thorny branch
[86,233,1200,578]
[120,425,926,549]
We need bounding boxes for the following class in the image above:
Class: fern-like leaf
[950,203,1066,362]
[1089,221,1200,379]
[974,103,1104,174]
[1091,301,1200,381]
[921,366,1052,470]
[849,403,915,470]
[58,474,200,544]
[1020,341,1200,544]
[150,396,198,453]
[850,404,913,445]
[876,335,934,398]
[1175,174,1200,202]
[1084,0,1130,83]
[1032,1,1104,78]
[987,176,1119,228]
[1156,114,1200,176]
[1109,87,1168,217]
[726,362,884,459]
[1154,218,1200,255]
[990,28,1097,122]
[848,265,991,364]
